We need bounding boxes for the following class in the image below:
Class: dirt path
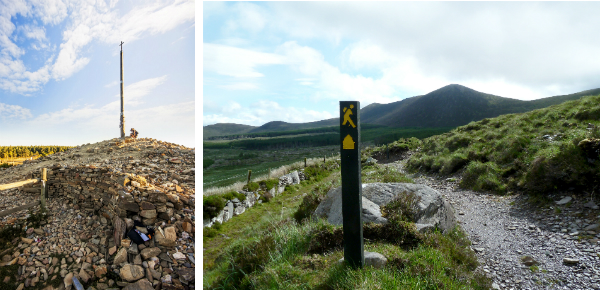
[387,159,600,290]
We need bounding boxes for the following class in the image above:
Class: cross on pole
[119,41,125,139]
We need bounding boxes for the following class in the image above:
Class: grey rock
[585,224,600,231]
[234,206,245,216]
[128,243,139,255]
[556,196,572,205]
[521,255,537,266]
[140,248,161,260]
[584,201,599,210]
[563,257,579,265]
[123,278,154,290]
[314,183,456,233]
[113,247,128,265]
[120,264,145,282]
[338,251,387,269]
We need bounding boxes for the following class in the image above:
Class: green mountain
[401,90,600,195]
[203,123,257,139]
[248,119,339,133]
[362,84,600,128]
[204,85,600,138]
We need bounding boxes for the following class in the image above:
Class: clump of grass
[460,161,506,194]
[221,191,246,202]
[203,195,226,220]
[362,165,413,184]
[243,181,260,192]
[293,192,323,224]
[259,192,273,203]
[404,93,600,196]
[259,178,279,191]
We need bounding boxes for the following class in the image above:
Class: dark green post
[339,101,364,268]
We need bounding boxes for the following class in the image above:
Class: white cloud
[203,100,334,127]
[269,2,600,98]
[108,0,119,9]
[30,0,68,25]
[0,0,194,94]
[0,103,32,120]
[105,0,194,44]
[204,43,286,78]
[218,82,259,90]
[30,75,168,126]
[104,80,118,88]
[277,41,399,104]
[120,75,168,106]
[226,2,267,34]
[19,24,47,41]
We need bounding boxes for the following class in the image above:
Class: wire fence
[202,168,269,186]
[203,156,339,196]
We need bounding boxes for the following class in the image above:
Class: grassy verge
[203,162,490,289]
[394,93,600,196]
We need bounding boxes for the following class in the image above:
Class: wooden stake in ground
[247,170,252,184]
[119,41,126,139]
[40,168,47,210]
[339,101,364,268]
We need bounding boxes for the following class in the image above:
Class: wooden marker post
[304,157,307,167]
[339,101,364,268]
[40,168,47,210]
[247,170,252,185]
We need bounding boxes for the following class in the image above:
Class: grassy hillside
[249,118,339,133]
[362,84,600,128]
[397,93,600,195]
[203,123,256,139]
[204,125,453,150]
[204,161,490,289]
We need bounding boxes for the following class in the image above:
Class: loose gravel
[389,159,600,290]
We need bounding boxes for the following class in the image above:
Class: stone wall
[203,170,305,228]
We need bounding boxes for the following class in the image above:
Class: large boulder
[313,183,456,233]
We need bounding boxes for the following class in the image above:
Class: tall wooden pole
[119,41,125,139]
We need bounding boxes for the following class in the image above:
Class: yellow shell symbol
[343,134,355,149]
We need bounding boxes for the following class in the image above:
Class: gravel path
[389,160,600,290]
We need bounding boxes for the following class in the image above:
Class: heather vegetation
[401,93,600,195]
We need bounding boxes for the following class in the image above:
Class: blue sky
[203,2,600,128]
[0,0,195,147]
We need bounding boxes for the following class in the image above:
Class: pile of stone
[0,137,195,290]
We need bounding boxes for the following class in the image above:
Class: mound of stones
[313,183,457,233]
[0,137,195,290]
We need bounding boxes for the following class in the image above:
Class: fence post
[247,170,252,185]
[387,144,390,160]
[40,168,47,211]
[304,157,307,167]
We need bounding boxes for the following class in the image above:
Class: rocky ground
[0,138,196,290]
[387,159,600,290]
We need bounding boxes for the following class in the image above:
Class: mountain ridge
[204,85,600,138]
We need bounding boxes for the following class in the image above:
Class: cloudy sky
[0,0,195,147]
[203,2,600,128]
